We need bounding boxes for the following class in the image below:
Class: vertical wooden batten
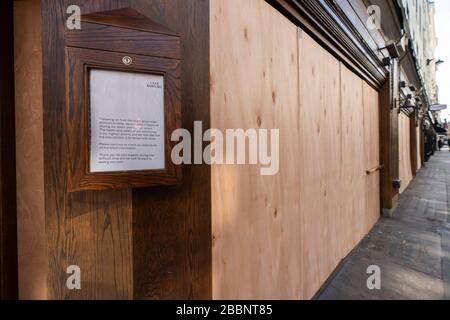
[14,0,47,300]
[0,0,18,300]
[379,65,400,216]
[130,0,212,300]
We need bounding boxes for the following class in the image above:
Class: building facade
[398,0,438,104]
[0,0,439,300]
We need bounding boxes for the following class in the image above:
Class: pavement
[317,150,450,300]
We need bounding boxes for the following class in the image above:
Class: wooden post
[379,62,400,217]
[40,0,212,299]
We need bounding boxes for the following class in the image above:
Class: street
[319,151,450,299]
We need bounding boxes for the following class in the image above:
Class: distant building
[397,0,438,105]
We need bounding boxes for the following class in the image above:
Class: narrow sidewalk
[318,151,450,300]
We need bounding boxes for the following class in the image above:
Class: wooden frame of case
[65,8,181,191]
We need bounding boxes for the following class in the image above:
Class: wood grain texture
[267,0,388,89]
[66,18,181,60]
[379,67,399,211]
[42,0,134,300]
[81,7,177,36]
[14,0,47,300]
[300,33,344,299]
[42,0,211,300]
[0,0,18,300]
[399,112,413,194]
[363,81,381,233]
[130,0,212,300]
[341,63,366,259]
[211,1,381,299]
[211,0,301,299]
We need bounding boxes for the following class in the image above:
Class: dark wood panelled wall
[41,0,211,299]
[379,61,400,216]
[5,0,403,299]
[0,0,19,300]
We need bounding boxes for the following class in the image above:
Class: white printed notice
[89,69,165,172]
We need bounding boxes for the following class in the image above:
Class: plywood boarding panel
[298,33,343,299]
[340,64,365,257]
[417,126,422,170]
[211,0,302,299]
[211,0,381,300]
[399,113,413,194]
[363,82,380,233]
[13,0,47,300]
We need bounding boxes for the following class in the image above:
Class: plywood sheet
[298,33,343,299]
[211,0,381,300]
[363,82,381,233]
[211,0,302,299]
[340,64,365,256]
[399,113,413,193]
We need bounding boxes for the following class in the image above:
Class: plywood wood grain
[14,0,47,300]
[38,0,212,300]
[399,113,413,193]
[299,34,343,299]
[42,0,134,300]
[131,0,212,299]
[363,82,381,233]
[378,68,399,212]
[211,0,302,299]
[211,0,381,299]
[340,64,365,256]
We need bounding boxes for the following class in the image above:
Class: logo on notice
[147,81,163,89]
